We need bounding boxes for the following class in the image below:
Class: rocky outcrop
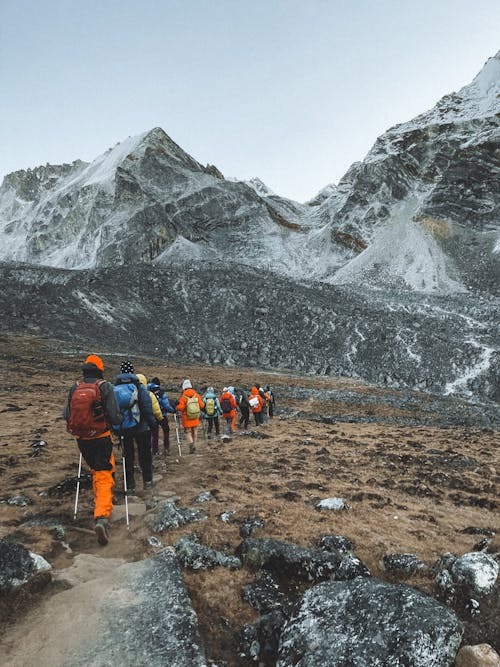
[0,549,207,666]
[436,552,499,603]
[277,578,463,666]
[237,537,369,582]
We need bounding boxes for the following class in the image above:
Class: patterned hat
[120,360,135,374]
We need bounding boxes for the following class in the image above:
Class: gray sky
[1,0,499,202]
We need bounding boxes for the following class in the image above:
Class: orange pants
[91,454,115,519]
[77,436,115,519]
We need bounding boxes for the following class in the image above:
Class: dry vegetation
[0,336,498,665]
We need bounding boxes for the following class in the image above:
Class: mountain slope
[312,51,500,295]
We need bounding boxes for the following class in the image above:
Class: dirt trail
[0,337,498,665]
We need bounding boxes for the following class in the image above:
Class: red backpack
[67,380,108,438]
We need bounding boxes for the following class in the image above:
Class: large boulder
[237,537,369,582]
[436,552,499,603]
[277,577,463,667]
[0,549,207,666]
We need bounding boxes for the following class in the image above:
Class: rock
[317,534,354,553]
[241,572,295,615]
[219,510,236,523]
[147,501,207,533]
[21,515,66,541]
[0,539,51,592]
[148,536,163,549]
[0,539,52,624]
[436,552,499,601]
[277,578,463,666]
[2,548,207,666]
[47,473,92,496]
[29,439,47,457]
[239,517,265,538]
[240,610,287,664]
[192,491,216,503]
[6,495,32,507]
[237,537,369,582]
[174,534,241,571]
[315,497,351,511]
[455,644,500,667]
[383,553,426,576]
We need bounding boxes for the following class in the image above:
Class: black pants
[268,402,274,418]
[77,435,113,471]
[120,430,153,490]
[253,411,264,426]
[239,407,250,429]
[207,417,220,435]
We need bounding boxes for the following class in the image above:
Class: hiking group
[64,354,275,545]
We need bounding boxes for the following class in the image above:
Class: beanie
[120,360,135,374]
[85,354,104,371]
[182,379,192,390]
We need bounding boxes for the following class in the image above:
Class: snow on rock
[277,578,463,667]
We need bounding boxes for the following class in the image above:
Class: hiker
[266,385,276,418]
[258,385,269,423]
[114,361,157,496]
[220,386,237,436]
[65,354,122,545]
[148,377,175,455]
[176,379,204,453]
[137,372,163,453]
[202,386,222,439]
[249,386,264,426]
[238,388,250,429]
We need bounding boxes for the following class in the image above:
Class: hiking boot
[143,481,153,490]
[189,444,196,454]
[164,447,170,456]
[94,517,109,546]
[125,487,136,497]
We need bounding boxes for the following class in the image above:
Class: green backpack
[186,394,200,419]
[205,397,216,416]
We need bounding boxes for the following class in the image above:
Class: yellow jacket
[136,373,163,422]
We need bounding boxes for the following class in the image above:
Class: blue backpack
[113,383,140,431]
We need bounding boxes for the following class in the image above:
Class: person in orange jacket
[248,386,264,427]
[220,387,237,436]
[176,379,204,453]
[64,354,122,545]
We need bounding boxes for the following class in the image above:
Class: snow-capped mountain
[0,125,347,279]
[0,52,498,402]
[1,53,498,294]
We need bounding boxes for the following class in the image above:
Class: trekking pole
[73,452,83,520]
[120,436,130,529]
[174,413,182,457]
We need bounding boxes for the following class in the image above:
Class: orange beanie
[85,354,104,371]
